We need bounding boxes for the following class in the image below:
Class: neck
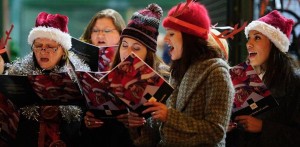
[253,65,265,80]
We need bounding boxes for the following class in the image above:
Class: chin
[249,61,260,67]
[40,65,52,70]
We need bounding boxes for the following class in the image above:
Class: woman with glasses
[80,9,126,72]
[80,9,126,47]
[5,12,90,147]
[81,4,169,147]
[79,8,134,147]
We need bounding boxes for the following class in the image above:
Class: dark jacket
[7,52,90,147]
[81,118,134,147]
[226,71,300,147]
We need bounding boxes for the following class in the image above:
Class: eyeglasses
[31,45,60,53]
[92,29,117,35]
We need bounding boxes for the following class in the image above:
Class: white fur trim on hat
[234,83,246,88]
[141,72,156,80]
[125,78,138,89]
[245,21,290,53]
[28,26,72,50]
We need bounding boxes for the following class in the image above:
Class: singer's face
[119,37,147,61]
[32,38,65,70]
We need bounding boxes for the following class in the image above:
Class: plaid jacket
[134,58,234,147]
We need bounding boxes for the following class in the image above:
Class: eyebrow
[133,42,142,46]
[33,42,57,46]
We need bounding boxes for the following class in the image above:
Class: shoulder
[7,53,37,75]
[190,58,230,74]
[68,51,90,71]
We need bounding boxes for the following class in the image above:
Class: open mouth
[97,41,106,45]
[168,44,174,53]
[40,58,49,62]
[249,52,257,58]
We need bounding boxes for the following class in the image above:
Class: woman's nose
[123,49,132,59]
[246,40,253,49]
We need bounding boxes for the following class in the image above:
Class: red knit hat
[245,10,294,53]
[121,3,163,52]
[163,1,211,40]
[28,12,72,50]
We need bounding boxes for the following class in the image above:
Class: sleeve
[160,67,234,145]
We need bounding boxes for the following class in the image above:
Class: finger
[128,112,139,117]
[151,112,160,120]
[143,101,160,106]
[87,117,101,123]
[142,107,159,114]
[235,115,248,121]
[86,120,104,128]
[86,111,95,117]
[128,115,145,122]
[116,113,128,119]
[236,119,248,125]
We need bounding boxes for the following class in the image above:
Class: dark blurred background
[1,0,299,66]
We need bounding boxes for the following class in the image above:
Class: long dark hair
[262,43,298,95]
[171,32,223,83]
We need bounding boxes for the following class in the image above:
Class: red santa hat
[163,1,211,40]
[122,76,138,89]
[234,83,247,89]
[28,12,72,50]
[133,58,144,70]
[245,10,294,53]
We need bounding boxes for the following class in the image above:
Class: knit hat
[28,12,72,50]
[163,1,211,40]
[245,10,294,53]
[121,3,163,52]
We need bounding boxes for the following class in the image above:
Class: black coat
[81,118,134,147]
[226,73,300,147]
[11,114,83,147]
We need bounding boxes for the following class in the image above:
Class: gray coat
[133,58,235,147]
